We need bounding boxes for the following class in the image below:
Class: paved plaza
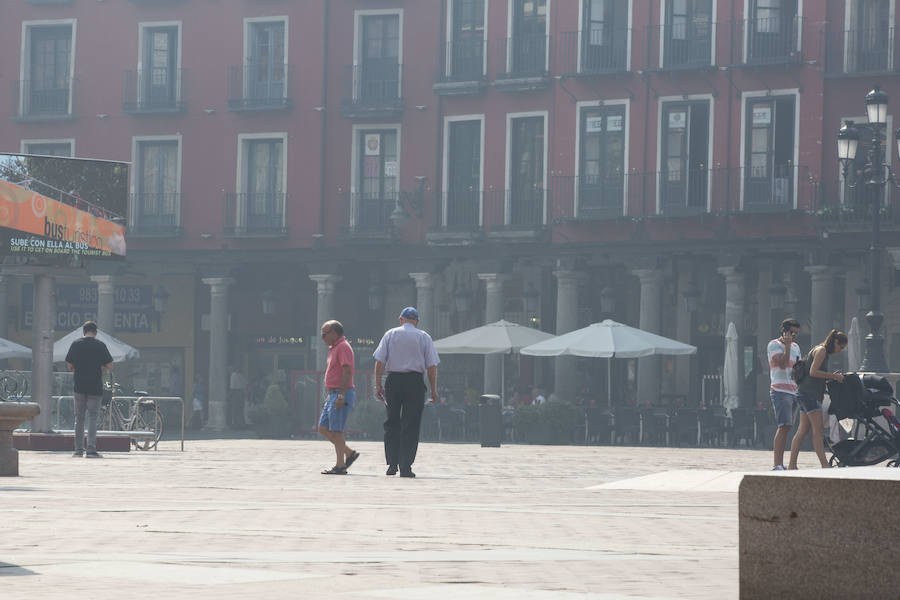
[1,439,822,599]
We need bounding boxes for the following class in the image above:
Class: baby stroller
[826,373,900,467]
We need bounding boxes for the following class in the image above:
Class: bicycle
[98,382,165,451]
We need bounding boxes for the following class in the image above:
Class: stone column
[309,274,342,373]
[553,267,580,402]
[478,273,504,396]
[675,268,692,400]
[31,274,55,432]
[202,277,233,431]
[805,265,834,349]
[409,272,435,334]
[90,275,115,333]
[756,266,773,407]
[717,266,745,407]
[634,269,663,405]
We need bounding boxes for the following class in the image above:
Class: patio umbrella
[53,327,140,363]
[520,319,697,406]
[847,316,862,372]
[433,319,555,400]
[722,322,740,411]
[0,337,31,360]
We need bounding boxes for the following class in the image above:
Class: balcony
[813,177,900,229]
[494,35,551,92]
[557,29,630,76]
[426,190,486,245]
[551,175,628,220]
[340,192,399,242]
[734,17,802,66]
[13,79,74,121]
[129,193,182,237]
[824,27,897,76]
[646,22,714,70]
[482,187,546,241]
[224,192,288,237]
[340,64,404,118]
[227,64,292,112]
[123,69,186,114]
[433,39,488,96]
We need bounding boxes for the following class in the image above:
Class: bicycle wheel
[132,404,164,451]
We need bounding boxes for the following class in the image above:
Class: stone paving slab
[0,439,829,599]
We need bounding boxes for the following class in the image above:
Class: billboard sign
[0,154,128,260]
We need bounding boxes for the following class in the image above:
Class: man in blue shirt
[373,306,440,478]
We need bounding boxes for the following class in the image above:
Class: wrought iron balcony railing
[123,68,186,113]
[824,27,897,75]
[496,34,550,79]
[557,29,630,75]
[735,16,802,65]
[228,64,292,111]
[129,193,182,236]
[645,22,714,69]
[13,78,73,119]
[437,38,487,83]
[224,192,288,236]
[341,64,404,115]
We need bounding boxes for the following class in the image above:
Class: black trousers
[383,372,426,469]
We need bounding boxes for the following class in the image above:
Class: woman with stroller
[788,329,848,469]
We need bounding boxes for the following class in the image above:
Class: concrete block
[740,469,900,599]
[13,432,131,452]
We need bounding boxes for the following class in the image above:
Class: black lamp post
[836,86,900,373]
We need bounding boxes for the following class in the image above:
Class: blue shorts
[318,388,355,432]
[770,390,795,428]
[796,391,822,414]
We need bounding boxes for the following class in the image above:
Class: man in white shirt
[767,318,802,471]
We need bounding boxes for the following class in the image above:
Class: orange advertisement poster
[0,179,126,257]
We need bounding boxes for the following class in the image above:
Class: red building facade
[2,0,900,428]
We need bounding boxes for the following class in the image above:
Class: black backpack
[791,350,811,383]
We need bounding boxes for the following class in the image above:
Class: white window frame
[505,110,549,225]
[837,113,893,207]
[136,21,183,108]
[738,88,800,210]
[442,114,486,226]
[657,0,717,68]
[236,132,288,230]
[574,99,630,217]
[353,9,404,100]
[577,0,633,71]
[655,93,715,213]
[20,138,75,157]
[843,0,896,72]
[444,0,490,77]
[349,123,402,229]
[742,0,803,63]
[19,18,77,117]
[130,134,183,230]
[242,16,290,102]
[506,0,551,73]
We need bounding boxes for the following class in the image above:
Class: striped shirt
[768,338,801,394]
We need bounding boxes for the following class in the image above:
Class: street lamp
[836,87,900,373]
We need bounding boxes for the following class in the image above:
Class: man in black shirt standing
[65,321,114,457]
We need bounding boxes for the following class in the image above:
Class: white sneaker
[772,465,787,471]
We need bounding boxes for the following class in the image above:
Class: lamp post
[836,86,900,373]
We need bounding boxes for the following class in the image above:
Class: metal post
[859,126,889,373]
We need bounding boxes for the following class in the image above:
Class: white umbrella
[847,316,862,372]
[433,319,555,400]
[520,319,697,406]
[53,327,140,363]
[722,322,740,411]
[0,337,31,360]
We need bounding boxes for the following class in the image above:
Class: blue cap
[400,306,419,320]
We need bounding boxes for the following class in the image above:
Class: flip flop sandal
[345,451,360,469]
[321,466,347,475]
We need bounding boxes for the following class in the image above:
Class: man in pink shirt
[319,320,359,475]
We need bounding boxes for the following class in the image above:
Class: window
[230,135,287,235]
[509,116,545,225]
[135,139,180,233]
[449,0,485,80]
[660,101,709,213]
[446,119,482,226]
[359,14,400,103]
[22,23,73,117]
[22,140,72,157]
[579,105,625,217]
[744,95,795,209]
[357,130,398,229]
[748,0,798,62]
[664,0,713,67]
[510,0,548,75]
[847,0,891,72]
[582,0,628,72]
[249,21,285,102]
[138,26,179,110]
